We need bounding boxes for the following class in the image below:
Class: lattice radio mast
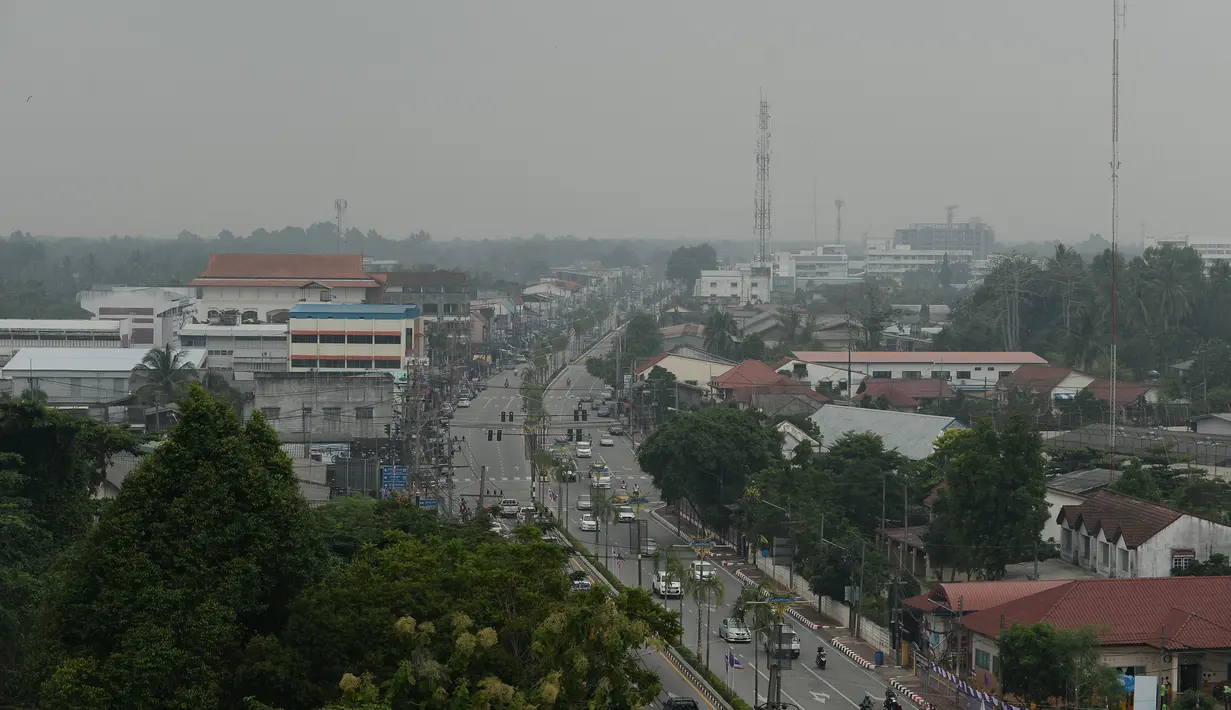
[835,199,845,246]
[753,91,772,272]
[335,199,348,252]
[1109,0,1125,479]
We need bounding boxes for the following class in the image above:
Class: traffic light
[567,428,574,441]
[581,409,588,421]
[487,429,493,441]
[507,411,514,421]
[573,410,580,422]
[496,430,503,442]
[384,423,392,436]
[578,429,585,442]
[501,411,506,422]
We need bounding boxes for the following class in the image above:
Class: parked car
[571,579,592,593]
[719,617,752,643]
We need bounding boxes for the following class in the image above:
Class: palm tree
[734,582,778,656]
[703,310,739,358]
[132,344,197,404]
[19,386,48,404]
[693,573,726,667]
[775,306,803,345]
[666,552,691,623]
[591,489,618,566]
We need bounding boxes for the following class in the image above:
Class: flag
[615,549,624,569]
[548,488,558,503]
[759,535,769,547]
[727,650,744,670]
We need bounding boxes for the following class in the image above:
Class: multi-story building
[189,254,381,325]
[894,217,996,259]
[288,304,422,373]
[694,265,770,307]
[361,256,402,273]
[245,371,395,444]
[77,286,196,347]
[0,319,131,367]
[2,347,207,406]
[1144,234,1231,270]
[777,350,1048,392]
[865,239,974,279]
[772,246,859,290]
[177,323,289,373]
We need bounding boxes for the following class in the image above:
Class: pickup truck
[499,498,520,518]
[764,625,802,659]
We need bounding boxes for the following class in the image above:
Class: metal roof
[808,404,965,460]
[289,304,421,320]
[1,347,207,374]
[0,319,120,332]
[178,323,288,337]
[1046,468,1115,496]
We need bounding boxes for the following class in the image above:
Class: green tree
[34,384,326,709]
[591,489,619,567]
[132,343,198,404]
[1173,552,1231,576]
[1108,459,1163,502]
[703,310,740,358]
[998,623,1122,708]
[665,244,717,283]
[930,417,1049,579]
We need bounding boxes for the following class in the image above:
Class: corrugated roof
[0,319,120,332]
[178,323,288,337]
[1002,364,1077,390]
[1085,379,1155,406]
[2,347,207,373]
[634,353,670,375]
[1046,468,1114,496]
[1056,490,1185,548]
[187,278,378,288]
[713,360,788,387]
[808,405,964,460]
[197,253,376,281]
[289,304,421,320]
[660,324,706,339]
[962,577,1231,649]
[853,378,955,407]
[792,351,1048,365]
[919,580,1071,614]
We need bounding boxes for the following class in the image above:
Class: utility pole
[835,198,844,247]
[478,464,487,513]
[334,199,347,252]
[1109,0,1126,481]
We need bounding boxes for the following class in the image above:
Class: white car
[576,494,592,511]
[690,560,717,581]
[719,617,752,643]
[579,514,599,532]
[652,571,682,598]
[599,435,614,447]
[594,474,612,489]
[617,506,635,523]
[576,443,592,458]
[457,398,471,408]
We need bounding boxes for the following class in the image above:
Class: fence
[915,659,1023,710]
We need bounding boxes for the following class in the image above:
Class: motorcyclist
[566,377,571,386]
[620,480,627,490]
[885,689,900,710]
[815,645,827,669]
[860,693,875,710]
[632,485,641,498]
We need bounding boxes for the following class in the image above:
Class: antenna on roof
[335,199,348,253]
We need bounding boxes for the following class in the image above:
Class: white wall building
[189,253,380,325]
[778,350,1048,391]
[177,323,289,373]
[77,286,196,348]
[864,239,974,279]
[246,371,396,444]
[288,304,422,373]
[633,351,736,388]
[2,347,207,405]
[694,265,771,306]
[1145,234,1231,270]
[773,246,854,290]
[0,319,131,367]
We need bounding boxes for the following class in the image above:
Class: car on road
[576,443,592,458]
[659,696,699,710]
[640,538,658,555]
[517,506,536,522]
[599,435,614,447]
[690,560,717,581]
[593,474,612,489]
[571,579,592,593]
[596,406,611,418]
[719,617,752,643]
[499,498,520,518]
[612,492,629,505]
[489,521,504,536]
[579,514,599,532]
[764,625,802,659]
[652,571,682,598]
[608,424,625,435]
[617,506,635,523]
[576,494,591,511]
[579,394,593,403]
[457,397,471,408]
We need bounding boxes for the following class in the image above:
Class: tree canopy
[998,622,1122,708]
[665,244,717,283]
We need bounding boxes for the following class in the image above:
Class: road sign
[381,465,409,490]
[689,540,715,548]
[623,374,632,388]
[419,498,439,510]
[629,497,650,505]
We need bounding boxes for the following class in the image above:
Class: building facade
[694,266,771,306]
[865,239,975,279]
[189,253,380,324]
[177,323,289,372]
[893,218,996,259]
[780,350,1048,391]
[76,286,196,347]
[2,347,207,405]
[1145,234,1231,269]
[0,319,131,367]
[288,304,422,372]
[773,246,855,290]
[245,371,396,444]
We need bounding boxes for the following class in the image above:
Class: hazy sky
[2,1,1229,245]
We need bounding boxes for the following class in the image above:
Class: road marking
[813,691,831,704]
[654,648,717,710]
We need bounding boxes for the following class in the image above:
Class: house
[808,405,965,460]
[77,285,196,347]
[288,304,423,372]
[1056,489,1231,577]
[1043,468,1115,543]
[0,319,132,367]
[1000,364,1095,400]
[634,349,736,388]
[1,347,207,407]
[780,350,1047,392]
[246,371,396,444]
[904,580,1071,663]
[660,324,707,350]
[776,420,820,458]
[1189,413,1231,437]
[177,323,290,373]
[852,378,955,410]
[960,576,1231,691]
[711,359,829,407]
[751,392,828,419]
[189,253,380,324]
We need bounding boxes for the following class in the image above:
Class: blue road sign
[419,498,439,510]
[381,465,409,490]
[689,540,716,548]
[629,497,650,505]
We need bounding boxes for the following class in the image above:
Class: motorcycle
[505,379,509,388]
[815,647,827,670]
[859,695,875,710]
[885,690,901,710]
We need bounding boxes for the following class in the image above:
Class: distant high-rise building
[894,218,996,259]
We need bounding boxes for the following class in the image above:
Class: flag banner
[727,650,744,670]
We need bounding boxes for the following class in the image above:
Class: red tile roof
[195,253,377,282]
[770,356,794,371]
[791,351,1048,365]
[853,378,955,407]
[634,353,671,376]
[962,577,1231,650]
[712,360,827,404]
[905,580,1070,615]
[1085,379,1155,406]
[1002,364,1078,390]
[186,278,376,288]
[1056,490,1184,548]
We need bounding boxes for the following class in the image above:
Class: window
[902,371,922,380]
[998,371,1011,379]
[1119,548,1129,573]
[355,406,374,420]
[956,370,972,380]
[346,334,373,344]
[318,291,330,302]
[291,358,316,368]
[318,359,346,369]
[323,407,341,432]
[347,359,373,369]
[374,359,401,369]
[291,333,317,344]
[974,649,991,670]
[181,335,205,347]
[70,377,83,398]
[1172,551,1196,571]
[1099,541,1110,567]
[871,370,892,379]
[319,333,345,344]
[709,282,717,288]
[374,334,401,345]
[987,366,996,371]
[930,371,951,380]
[260,407,281,419]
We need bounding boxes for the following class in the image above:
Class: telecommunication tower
[1109,0,1126,478]
[753,91,772,273]
[946,204,958,227]
[335,199,348,252]
[834,199,845,246]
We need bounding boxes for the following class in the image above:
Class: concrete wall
[1043,489,1085,544]
[1139,516,1231,577]
[246,372,395,443]
[1195,417,1231,437]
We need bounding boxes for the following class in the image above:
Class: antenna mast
[754,91,772,272]
[1109,0,1125,479]
[335,199,348,252]
[835,199,845,247]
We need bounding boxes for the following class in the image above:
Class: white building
[246,371,396,444]
[694,265,771,306]
[1145,234,1231,270]
[77,286,196,348]
[288,303,422,372]
[177,323,289,373]
[1056,489,1231,578]
[1,347,207,405]
[633,350,736,388]
[864,239,974,279]
[0,319,132,367]
[773,245,856,290]
[188,253,380,325]
[778,350,1047,391]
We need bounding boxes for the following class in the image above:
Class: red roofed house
[1055,489,1231,578]
[190,253,381,324]
[961,576,1231,692]
[777,350,1048,396]
[904,580,1072,663]
[852,378,956,410]
[1000,365,1159,412]
[633,349,736,388]
[711,359,829,407]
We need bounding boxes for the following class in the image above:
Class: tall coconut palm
[693,573,726,666]
[666,552,692,622]
[704,310,739,358]
[591,489,618,566]
[132,344,197,404]
[734,582,778,655]
[775,307,803,345]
